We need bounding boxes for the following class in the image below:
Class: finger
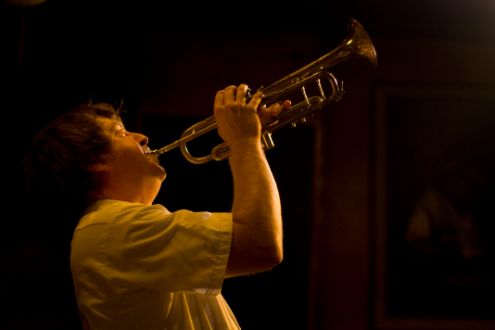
[257,104,267,115]
[267,100,291,117]
[248,91,264,110]
[224,85,237,102]
[236,84,249,103]
[266,103,282,117]
[214,90,225,109]
[257,104,268,122]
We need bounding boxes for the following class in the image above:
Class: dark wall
[3,0,495,329]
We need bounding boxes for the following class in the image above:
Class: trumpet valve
[261,131,275,150]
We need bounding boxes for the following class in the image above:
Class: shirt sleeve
[102,203,233,294]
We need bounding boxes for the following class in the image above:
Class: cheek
[114,142,143,157]
[111,145,146,169]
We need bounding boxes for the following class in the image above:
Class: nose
[133,132,149,146]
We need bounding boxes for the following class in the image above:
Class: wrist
[228,138,263,156]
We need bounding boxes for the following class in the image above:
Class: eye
[114,124,129,137]
[116,129,128,137]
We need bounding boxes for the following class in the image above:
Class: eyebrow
[98,118,125,135]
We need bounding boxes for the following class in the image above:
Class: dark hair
[23,103,121,218]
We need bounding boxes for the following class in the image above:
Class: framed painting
[372,84,495,330]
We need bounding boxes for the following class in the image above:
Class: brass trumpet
[147,18,377,164]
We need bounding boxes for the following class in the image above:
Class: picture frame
[372,83,495,330]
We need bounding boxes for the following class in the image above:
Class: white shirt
[71,199,240,329]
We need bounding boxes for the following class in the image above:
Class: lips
[146,152,159,163]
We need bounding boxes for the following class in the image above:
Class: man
[24,84,291,329]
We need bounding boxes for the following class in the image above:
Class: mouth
[147,153,159,163]
[143,146,166,177]
[144,147,158,161]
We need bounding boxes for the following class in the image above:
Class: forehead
[96,116,124,132]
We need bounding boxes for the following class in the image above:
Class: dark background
[2,0,495,329]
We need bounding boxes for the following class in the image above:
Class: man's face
[96,116,166,203]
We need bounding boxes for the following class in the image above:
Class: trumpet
[147,18,377,164]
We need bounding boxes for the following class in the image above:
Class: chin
[160,172,167,182]
[158,166,167,180]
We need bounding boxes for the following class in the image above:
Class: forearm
[226,140,283,276]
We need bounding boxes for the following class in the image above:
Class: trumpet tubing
[147,18,377,164]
